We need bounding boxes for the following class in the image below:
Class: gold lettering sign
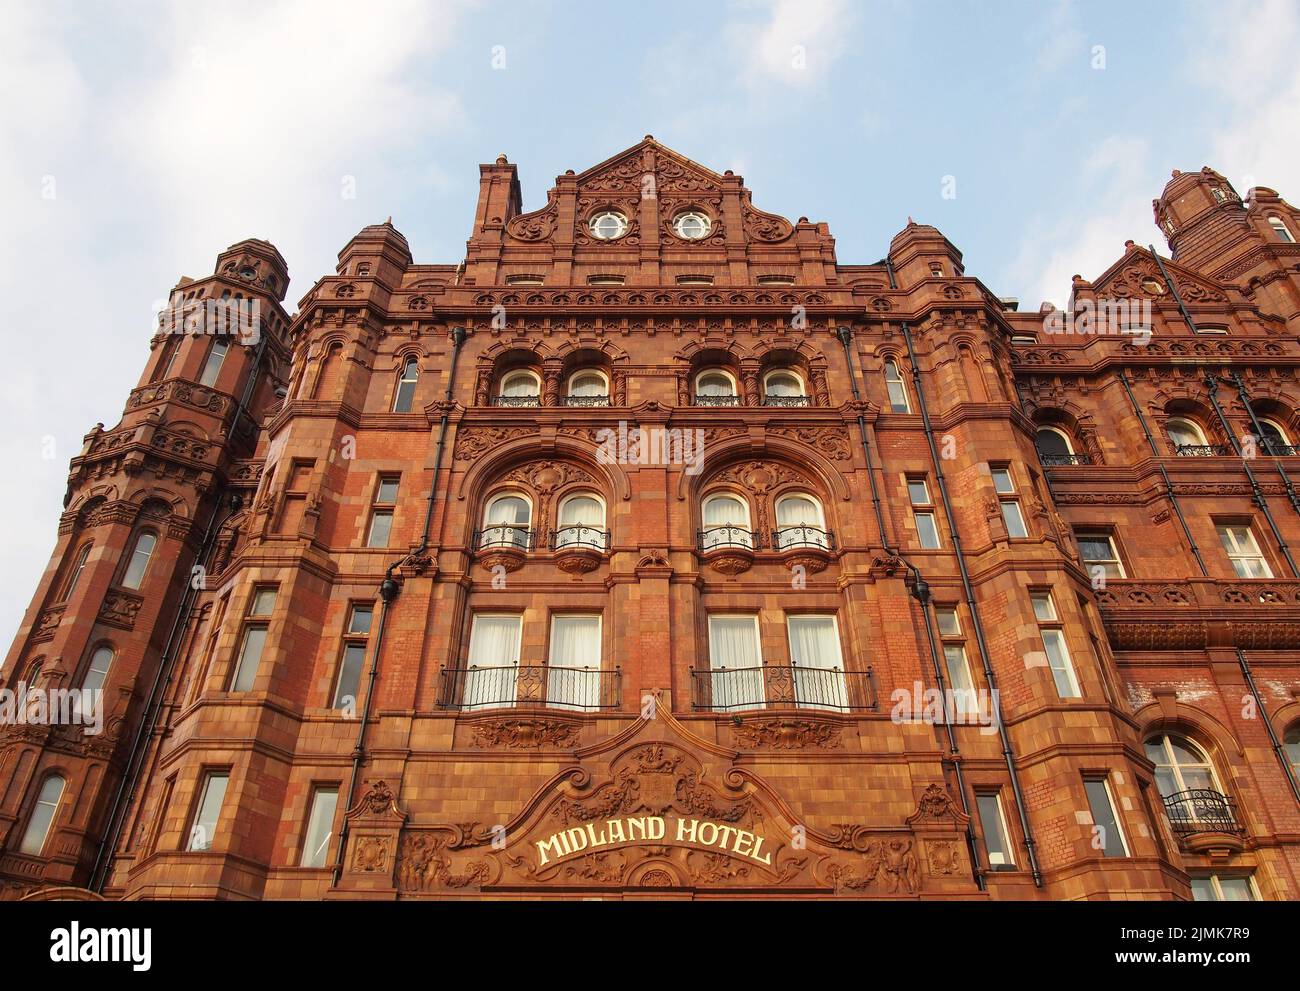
[535,816,772,867]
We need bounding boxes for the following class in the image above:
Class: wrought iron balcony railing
[562,395,611,407]
[771,526,835,551]
[550,526,610,552]
[1162,788,1243,839]
[690,663,876,713]
[1175,444,1231,457]
[1036,451,1093,467]
[692,394,741,407]
[1260,439,1299,457]
[473,526,533,551]
[762,395,812,407]
[697,526,761,552]
[492,395,541,408]
[437,664,621,712]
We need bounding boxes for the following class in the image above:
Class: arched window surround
[495,369,543,407]
[553,491,608,551]
[479,491,534,550]
[773,491,831,550]
[18,773,66,857]
[392,354,421,413]
[700,491,754,550]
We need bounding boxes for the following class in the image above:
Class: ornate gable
[1087,244,1229,304]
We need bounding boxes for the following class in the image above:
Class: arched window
[694,369,739,406]
[497,370,541,407]
[1165,417,1208,453]
[1268,216,1295,243]
[480,494,532,549]
[1258,418,1292,455]
[883,359,910,413]
[392,357,419,412]
[554,493,606,550]
[199,338,230,388]
[763,370,809,407]
[701,494,753,550]
[1285,726,1300,781]
[154,336,183,383]
[1035,426,1075,463]
[120,531,157,590]
[77,646,114,720]
[774,494,830,549]
[565,370,609,406]
[19,775,65,856]
[313,342,343,399]
[1145,734,1235,833]
[62,543,92,600]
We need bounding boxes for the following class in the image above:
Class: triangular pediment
[1086,245,1230,305]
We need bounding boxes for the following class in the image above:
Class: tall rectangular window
[332,603,372,710]
[62,543,92,600]
[976,792,1014,868]
[276,459,314,535]
[1032,592,1081,698]
[464,614,522,710]
[300,786,339,868]
[908,478,941,549]
[187,771,230,851]
[787,615,849,710]
[884,360,911,413]
[199,339,230,388]
[1217,524,1272,578]
[708,615,764,711]
[1076,531,1126,578]
[229,587,276,692]
[366,475,400,548]
[1083,776,1129,858]
[548,614,602,710]
[992,468,1028,538]
[19,776,65,856]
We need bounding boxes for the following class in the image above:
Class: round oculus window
[589,211,629,240]
[673,211,711,240]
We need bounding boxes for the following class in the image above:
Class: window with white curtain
[463,614,522,710]
[787,615,849,710]
[482,494,532,549]
[774,494,828,549]
[702,494,752,549]
[1165,417,1207,451]
[708,615,764,711]
[555,493,605,550]
[548,615,602,710]
[19,775,65,856]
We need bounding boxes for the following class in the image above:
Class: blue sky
[3,0,1299,644]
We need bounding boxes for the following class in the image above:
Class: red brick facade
[3,141,1300,901]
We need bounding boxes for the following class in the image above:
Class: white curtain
[548,616,601,710]
[788,616,848,710]
[569,374,605,397]
[464,615,521,710]
[485,496,530,548]
[708,616,764,711]
[776,496,825,549]
[703,496,751,549]
[557,496,603,548]
[502,374,538,397]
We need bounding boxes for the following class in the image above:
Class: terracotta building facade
[3,139,1300,901]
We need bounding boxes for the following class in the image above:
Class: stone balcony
[1096,578,1300,649]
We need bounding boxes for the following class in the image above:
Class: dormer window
[588,211,628,241]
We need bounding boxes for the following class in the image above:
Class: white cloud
[726,0,854,87]
[0,0,469,648]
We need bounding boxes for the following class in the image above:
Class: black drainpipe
[885,259,1043,886]
[1230,371,1300,519]
[332,325,468,886]
[838,322,984,890]
[1237,648,1300,804]
[1149,247,1296,577]
[1116,368,1208,576]
[91,488,242,891]
[1204,373,1298,577]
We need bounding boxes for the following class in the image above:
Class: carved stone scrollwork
[472,718,581,750]
[732,718,843,750]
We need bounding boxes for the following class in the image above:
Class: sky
[2,0,1299,644]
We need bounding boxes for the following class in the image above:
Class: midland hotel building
[3,139,1300,901]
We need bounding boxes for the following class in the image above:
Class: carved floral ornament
[369,713,972,896]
